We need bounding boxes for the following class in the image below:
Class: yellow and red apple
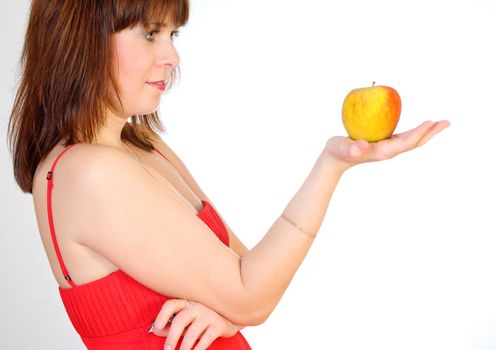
[342,83,402,142]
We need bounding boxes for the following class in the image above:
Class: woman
[7,0,449,349]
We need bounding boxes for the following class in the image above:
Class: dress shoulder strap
[46,143,80,288]
[153,147,170,163]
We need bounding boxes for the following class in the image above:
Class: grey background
[0,1,84,349]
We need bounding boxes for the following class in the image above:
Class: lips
[148,80,167,85]
[146,80,168,91]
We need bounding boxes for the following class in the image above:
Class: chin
[131,105,159,116]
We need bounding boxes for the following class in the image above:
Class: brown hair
[7,0,190,193]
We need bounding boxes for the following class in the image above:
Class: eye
[171,30,180,40]
[144,30,159,41]
[145,29,180,42]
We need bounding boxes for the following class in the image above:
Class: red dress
[46,143,252,349]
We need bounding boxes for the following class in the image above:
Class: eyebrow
[150,22,169,27]
[146,21,179,30]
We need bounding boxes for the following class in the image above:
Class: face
[111,21,180,117]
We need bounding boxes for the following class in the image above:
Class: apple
[342,83,402,142]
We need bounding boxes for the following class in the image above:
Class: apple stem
[372,81,376,87]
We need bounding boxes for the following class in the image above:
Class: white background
[1,0,495,349]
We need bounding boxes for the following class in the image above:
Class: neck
[92,111,129,151]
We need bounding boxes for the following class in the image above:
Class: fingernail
[147,323,155,333]
[164,345,172,350]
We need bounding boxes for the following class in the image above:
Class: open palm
[325,120,451,172]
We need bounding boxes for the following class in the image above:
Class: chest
[128,146,203,214]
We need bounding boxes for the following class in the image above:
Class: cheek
[115,41,149,93]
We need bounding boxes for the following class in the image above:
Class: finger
[178,320,209,350]
[164,312,195,350]
[392,120,435,141]
[153,299,189,332]
[372,120,436,160]
[151,323,171,337]
[415,120,450,148]
[394,120,437,150]
[193,326,220,350]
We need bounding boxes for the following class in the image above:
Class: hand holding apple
[323,120,451,174]
[342,83,401,142]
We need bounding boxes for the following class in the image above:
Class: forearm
[240,147,343,323]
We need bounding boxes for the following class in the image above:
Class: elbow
[231,310,268,327]
[247,310,270,327]
[227,259,275,326]
[248,309,271,326]
[230,299,274,327]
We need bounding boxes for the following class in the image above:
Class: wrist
[318,150,350,176]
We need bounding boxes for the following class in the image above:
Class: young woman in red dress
[8,0,449,349]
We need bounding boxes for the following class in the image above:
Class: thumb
[349,140,370,158]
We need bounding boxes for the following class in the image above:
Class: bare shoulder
[37,143,126,178]
[67,144,137,182]
[68,143,132,174]
[31,143,142,284]
[57,143,151,212]
[53,142,174,245]
[34,143,117,195]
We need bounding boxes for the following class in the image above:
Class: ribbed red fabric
[47,143,251,349]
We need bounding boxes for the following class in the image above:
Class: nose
[156,39,180,69]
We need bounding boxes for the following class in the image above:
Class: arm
[74,121,448,327]
[149,134,249,257]
[75,143,333,326]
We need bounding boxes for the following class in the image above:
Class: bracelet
[280,212,317,239]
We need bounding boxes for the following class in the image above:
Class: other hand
[150,298,242,350]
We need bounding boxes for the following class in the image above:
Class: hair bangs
[113,0,189,32]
